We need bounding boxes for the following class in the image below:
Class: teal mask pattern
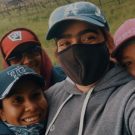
[4,118,46,135]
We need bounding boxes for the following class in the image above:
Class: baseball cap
[0,28,41,60]
[112,18,135,58]
[46,1,110,40]
[0,65,46,100]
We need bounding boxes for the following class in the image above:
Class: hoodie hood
[64,65,135,95]
[95,65,135,91]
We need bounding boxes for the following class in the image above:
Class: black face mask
[58,41,110,86]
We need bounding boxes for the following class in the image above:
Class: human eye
[58,41,70,47]
[122,62,132,68]
[13,97,23,103]
[33,92,41,99]
[82,34,96,43]
[57,39,71,52]
[85,35,95,40]
[62,42,70,46]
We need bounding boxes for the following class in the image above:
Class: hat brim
[5,41,40,60]
[0,73,46,100]
[46,15,105,40]
[111,35,135,58]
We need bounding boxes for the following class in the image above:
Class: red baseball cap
[112,18,135,58]
[0,28,41,60]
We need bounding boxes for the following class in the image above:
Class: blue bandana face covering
[4,118,46,135]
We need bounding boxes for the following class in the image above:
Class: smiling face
[0,78,47,125]
[56,20,108,52]
[7,43,41,75]
[120,43,135,77]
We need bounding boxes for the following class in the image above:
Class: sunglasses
[7,46,41,64]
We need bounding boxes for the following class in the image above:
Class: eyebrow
[57,29,99,41]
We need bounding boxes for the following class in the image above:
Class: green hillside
[0,0,134,71]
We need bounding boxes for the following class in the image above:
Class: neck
[75,64,110,92]
[75,83,96,92]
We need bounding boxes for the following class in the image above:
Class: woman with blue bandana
[0,65,47,135]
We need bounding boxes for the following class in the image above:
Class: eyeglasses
[7,46,41,64]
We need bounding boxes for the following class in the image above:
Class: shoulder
[44,80,66,104]
[122,80,135,134]
[0,119,14,134]
[51,65,67,85]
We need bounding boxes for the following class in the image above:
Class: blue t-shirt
[51,65,66,84]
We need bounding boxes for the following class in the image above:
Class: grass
[0,0,134,71]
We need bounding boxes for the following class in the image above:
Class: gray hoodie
[45,66,135,135]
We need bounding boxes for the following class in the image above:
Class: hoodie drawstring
[45,86,94,135]
[45,94,73,135]
[78,86,94,135]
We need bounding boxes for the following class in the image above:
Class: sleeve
[51,65,67,85]
[124,93,135,135]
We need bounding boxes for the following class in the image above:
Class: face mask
[58,41,110,86]
[4,118,46,135]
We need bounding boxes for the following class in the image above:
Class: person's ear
[54,47,59,64]
[105,40,114,56]
[110,57,120,65]
[105,40,120,65]
[0,109,7,121]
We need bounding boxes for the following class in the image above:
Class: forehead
[57,20,102,37]
[122,43,135,55]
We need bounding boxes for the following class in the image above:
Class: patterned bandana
[4,119,46,135]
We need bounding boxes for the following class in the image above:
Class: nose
[72,37,81,45]
[21,54,33,66]
[25,100,38,112]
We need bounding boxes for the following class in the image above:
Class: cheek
[3,105,23,124]
[58,47,62,52]
[35,55,42,74]
[36,55,42,65]
[126,66,135,77]
[40,98,47,110]
[38,97,48,117]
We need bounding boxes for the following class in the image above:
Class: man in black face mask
[45,2,135,135]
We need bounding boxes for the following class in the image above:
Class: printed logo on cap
[88,3,106,23]
[63,2,106,23]
[92,5,106,23]
[7,66,32,80]
[64,4,78,17]
[115,28,135,46]
[8,31,22,41]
